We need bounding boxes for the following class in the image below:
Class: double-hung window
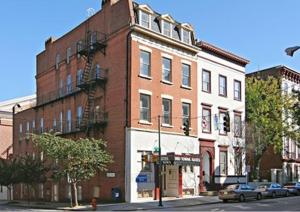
[67,74,72,94]
[66,47,71,64]
[67,110,72,133]
[77,106,83,127]
[202,70,211,93]
[182,64,191,87]
[163,21,171,37]
[140,50,151,77]
[140,11,150,28]
[77,69,83,86]
[162,58,172,82]
[162,98,172,125]
[182,103,190,126]
[220,151,227,175]
[219,75,227,97]
[182,29,190,44]
[234,80,241,101]
[55,54,60,70]
[140,94,151,122]
[234,113,242,137]
[202,107,211,133]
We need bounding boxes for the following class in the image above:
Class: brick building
[246,65,300,184]
[13,0,248,203]
[0,94,36,200]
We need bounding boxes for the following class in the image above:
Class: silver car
[256,183,289,198]
[218,184,262,203]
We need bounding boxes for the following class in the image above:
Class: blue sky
[1,0,300,101]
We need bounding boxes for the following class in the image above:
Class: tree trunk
[72,182,78,207]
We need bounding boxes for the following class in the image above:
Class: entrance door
[165,165,178,197]
[203,152,211,184]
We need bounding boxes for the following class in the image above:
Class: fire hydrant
[91,197,97,211]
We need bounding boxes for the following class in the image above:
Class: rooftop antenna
[87,8,96,18]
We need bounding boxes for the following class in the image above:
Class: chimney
[102,0,120,6]
[45,37,56,50]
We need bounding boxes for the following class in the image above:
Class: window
[66,47,71,64]
[219,75,227,96]
[77,106,83,127]
[140,11,150,28]
[140,50,151,77]
[202,107,211,133]
[55,54,60,70]
[19,124,23,141]
[77,69,83,85]
[182,29,190,44]
[202,70,211,93]
[182,64,191,87]
[163,21,171,37]
[283,82,289,96]
[162,58,172,82]
[67,74,72,94]
[59,79,64,97]
[220,151,227,175]
[40,118,44,133]
[95,64,100,78]
[32,120,35,132]
[234,80,241,101]
[77,40,83,57]
[52,118,57,131]
[67,110,72,133]
[26,122,30,140]
[219,111,227,135]
[162,98,172,125]
[59,112,63,132]
[234,113,242,137]
[182,103,190,126]
[138,151,151,171]
[140,94,151,122]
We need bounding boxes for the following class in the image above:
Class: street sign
[136,174,147,183]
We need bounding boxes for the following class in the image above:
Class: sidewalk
[1,196,220,211]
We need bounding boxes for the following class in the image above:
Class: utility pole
[158,115,163,207]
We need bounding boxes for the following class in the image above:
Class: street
[157,196,300,211]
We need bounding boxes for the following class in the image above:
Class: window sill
[139,74,152,80]
[138,120,153,125]
[219,94,227,98]
[181,85,192,90]
[202,90,211,94]
[161,124,174,128]
[202,131,212,134]
[180,126,192,130]
[161,80,173,85]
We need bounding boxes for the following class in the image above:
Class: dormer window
[140,10,150,28]
[163,21,171,37]
[182,29,191,44]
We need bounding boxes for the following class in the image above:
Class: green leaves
[32,133,113,184]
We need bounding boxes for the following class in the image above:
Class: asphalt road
[157,196,300,211]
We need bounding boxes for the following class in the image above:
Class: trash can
[111,187,121,202]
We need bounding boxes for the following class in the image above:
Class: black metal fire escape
[76,31,108,134]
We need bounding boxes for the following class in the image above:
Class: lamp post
[11,103,20,200]
[285,46,300,57]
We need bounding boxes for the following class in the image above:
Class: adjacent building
[196,41,248,191]
[246,65,300,184]
[0,94,36,200]
[13,0,248,203]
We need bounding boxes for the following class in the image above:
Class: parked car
[218,184,262,203]
[255,183,289,198]
[283,182,300,195]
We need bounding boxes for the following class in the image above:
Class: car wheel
[256,193,262,200]
[286,191,289,197]
[272,192,276,198]
[223,199,228,203]
[239,194,245,202]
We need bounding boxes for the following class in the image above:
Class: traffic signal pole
[158,115,163,207]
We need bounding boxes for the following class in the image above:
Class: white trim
[181,59,192,65]
[139,45,152,53]
[161,94,173,100]
[161,52,173,60]
[181,98,192,104]
[138,120,153,125]
[138,89,152,96]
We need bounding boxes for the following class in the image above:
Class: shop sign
[136,174,147,183]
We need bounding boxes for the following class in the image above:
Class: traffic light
[223,112,230,132]
[141,155,148,163]
[183,119,190,136]
[152,154,158,163]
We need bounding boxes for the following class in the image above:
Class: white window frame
[140,94,151,122]
[162,57,172,82]
[139,10,151,29]
[162,20,172,37]
[162,98,172,125]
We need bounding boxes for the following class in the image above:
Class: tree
[18,155,48,202]
[0,158,21,200]
[246,76,300,180]
[32,133,113,207]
